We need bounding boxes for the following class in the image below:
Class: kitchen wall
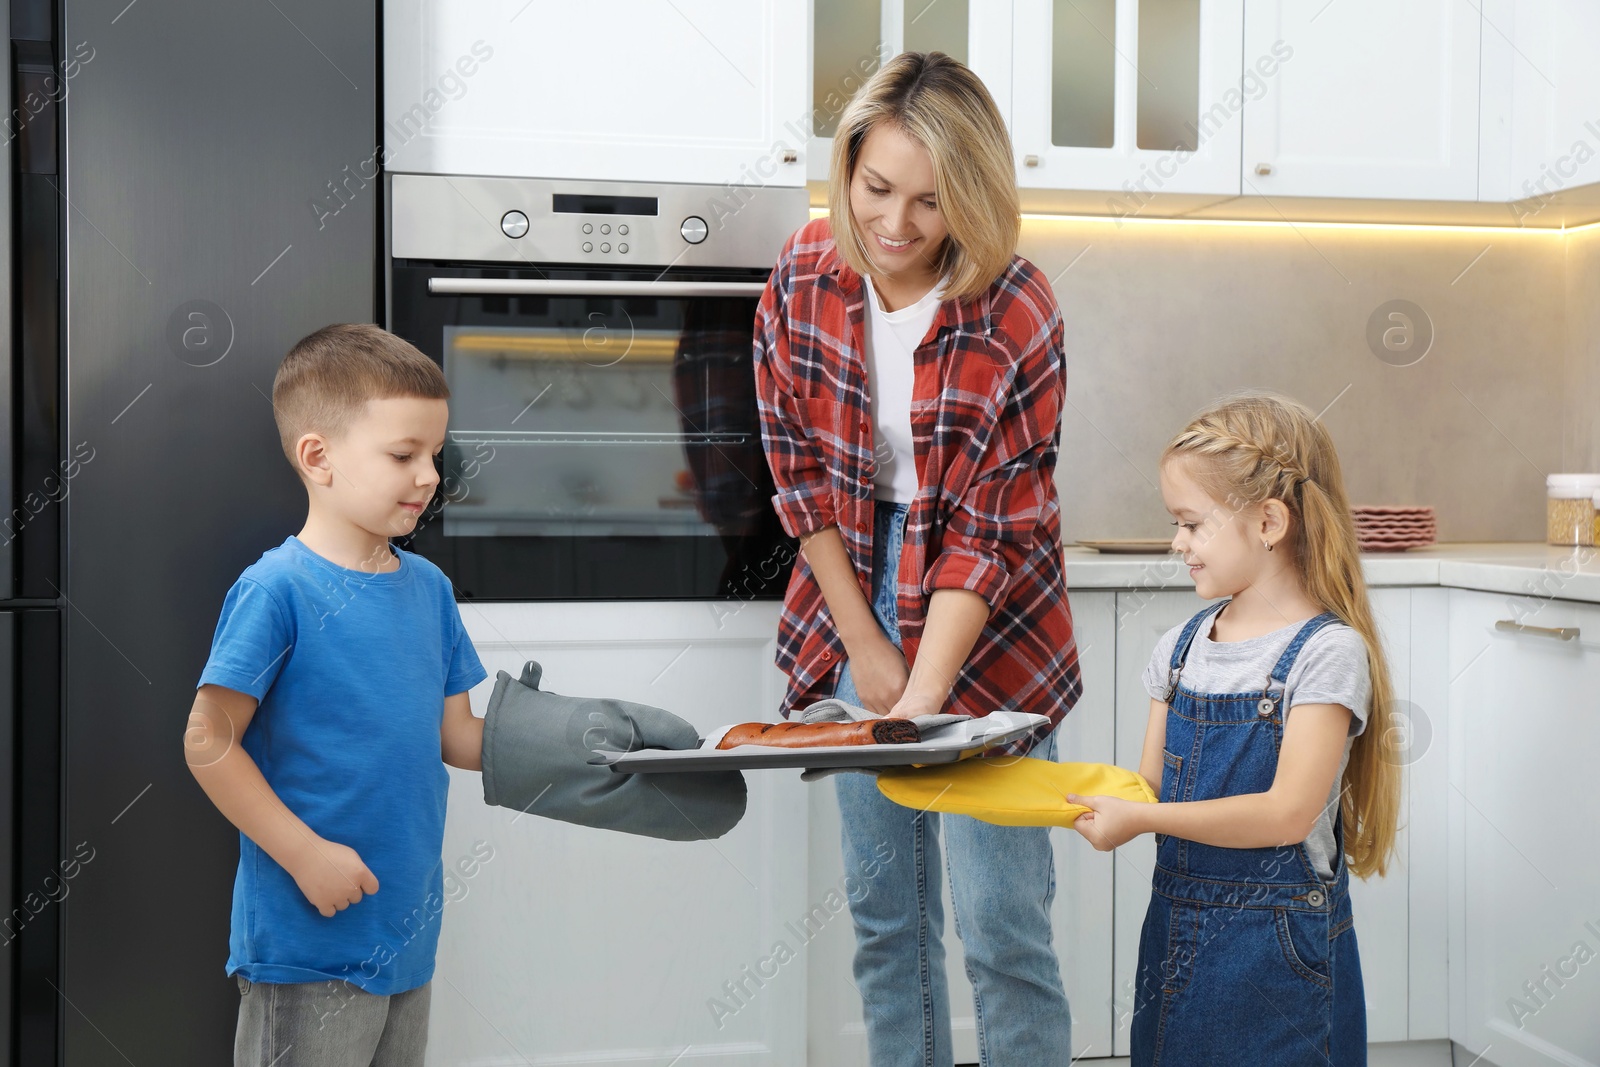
[1565,225,1600,489]
[1019,217,1585,544]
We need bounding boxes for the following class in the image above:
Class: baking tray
[597,711,1048,773]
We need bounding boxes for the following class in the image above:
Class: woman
[752,51,1081,1067]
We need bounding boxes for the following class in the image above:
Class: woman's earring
[1263,539,1273,552]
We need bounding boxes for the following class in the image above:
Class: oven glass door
[390,262,796,601]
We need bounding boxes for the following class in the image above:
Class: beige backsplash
[1018,215,1596,545]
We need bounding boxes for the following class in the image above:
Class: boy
[186,323,487,1066]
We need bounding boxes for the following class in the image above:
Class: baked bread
[715,719,921,749]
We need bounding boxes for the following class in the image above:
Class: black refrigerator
[6,0,381,1062]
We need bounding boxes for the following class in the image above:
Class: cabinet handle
[780,149,798,164]
[1254,162,1274,176]
[1495,619,1580,641]
[1023,154,1040,168]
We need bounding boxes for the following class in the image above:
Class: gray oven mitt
[481,661,747,841]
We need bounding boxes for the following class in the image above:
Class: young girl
[1068,393,1401,1066]
[753,52,1080,1067]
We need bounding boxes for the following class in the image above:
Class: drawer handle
[1496,619,1580,641]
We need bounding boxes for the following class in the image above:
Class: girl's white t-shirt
[861,274,945,504]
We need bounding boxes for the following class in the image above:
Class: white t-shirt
[861,274,944,504]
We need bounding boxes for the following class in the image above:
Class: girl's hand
[847,633,910,717]
[1068,794,1149,852]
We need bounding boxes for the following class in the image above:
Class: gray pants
[234,976,430,1067]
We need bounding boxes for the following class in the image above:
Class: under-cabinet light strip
[809,206,1599,235]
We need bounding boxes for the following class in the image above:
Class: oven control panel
[393,175,805,270]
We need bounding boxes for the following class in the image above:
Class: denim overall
[1131,601,1367,1066]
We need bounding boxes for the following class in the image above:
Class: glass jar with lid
[1546,474,1600,546]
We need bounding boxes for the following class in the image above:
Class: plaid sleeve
[753,240,836,539]
[923,307,1065,609]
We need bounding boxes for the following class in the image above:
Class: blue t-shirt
[197,535,487,994]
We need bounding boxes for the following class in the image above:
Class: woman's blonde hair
[1162,392,1401,879]
[827,51,1019,302]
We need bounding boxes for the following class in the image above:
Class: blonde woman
[753,52,1079,1066]
[1069,392,1401,1065]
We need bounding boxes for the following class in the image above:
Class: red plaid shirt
[754,217,1081,753]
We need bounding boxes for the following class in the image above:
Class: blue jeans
[833,500,1074,1067]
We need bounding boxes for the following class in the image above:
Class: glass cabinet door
[1011,0,1244,196]
[809,0,1013,183]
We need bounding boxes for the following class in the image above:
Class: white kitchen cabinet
[1349,587,1415,1045]
[1109,588,1426,1055]
[1478,0,1600,216]
[1240,0,1481,201]
[1447,590,1600,1067]
[384,1,808,188]
[808,0,1013,183]
[427,601,808,1067]
[1009,0,1245,198]
[1405,588,1452,1041]
[806,590,1117,1064]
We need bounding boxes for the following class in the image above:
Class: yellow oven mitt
[876,758,1156,827]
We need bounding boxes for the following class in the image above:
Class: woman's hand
[1068,794,1150,852]
[846,632,910,717]
[885,691,943,720]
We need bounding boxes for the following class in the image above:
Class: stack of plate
[1351,506,1436,551]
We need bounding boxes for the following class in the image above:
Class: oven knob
[501,210,530,239]
[680,216,708,244]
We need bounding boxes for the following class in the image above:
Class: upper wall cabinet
[808,0,1013,183]
[1009,0,1246,197]
[1240,0,1481,200]
[383,1,808,187]
[1478,0,1600,219]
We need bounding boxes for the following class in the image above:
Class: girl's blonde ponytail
[1296,477,1400,878]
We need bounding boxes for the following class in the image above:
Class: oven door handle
[426,278,770,299]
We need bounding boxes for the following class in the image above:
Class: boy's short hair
[272,323,449,471]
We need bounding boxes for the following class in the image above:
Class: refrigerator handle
[0,11,13,600]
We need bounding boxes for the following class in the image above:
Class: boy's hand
[289,838,380,918]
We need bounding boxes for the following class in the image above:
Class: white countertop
[1062,542,1600,605]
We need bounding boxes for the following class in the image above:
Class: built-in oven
[386,175,809,600]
